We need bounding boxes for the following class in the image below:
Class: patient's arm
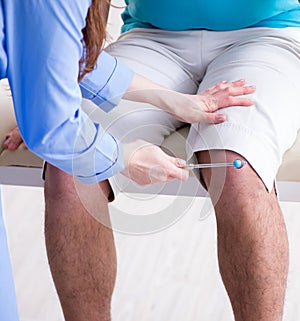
[3,127,27,151]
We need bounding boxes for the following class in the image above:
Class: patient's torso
[122,0,300,32]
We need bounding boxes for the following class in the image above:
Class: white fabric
[96,27,300,193]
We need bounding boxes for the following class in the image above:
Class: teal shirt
[121,0,300,32]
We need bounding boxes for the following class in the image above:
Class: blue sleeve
[5,0,125,183]
[80,51,134,112]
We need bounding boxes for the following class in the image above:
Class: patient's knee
[196,149,268,199]
[44,163,78,200]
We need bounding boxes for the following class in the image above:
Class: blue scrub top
[0,0,134,184]
[0,187,19,321]
[0,2,134,319]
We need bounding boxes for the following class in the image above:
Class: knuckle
[218,83,227,90]
[167,168,177,178]
[225,87,231,94]
[169,168,182,179]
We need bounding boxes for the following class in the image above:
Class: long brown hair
[78,0,110,82]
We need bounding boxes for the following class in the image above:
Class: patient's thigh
[187,27,300,191]
[82,29,199,145]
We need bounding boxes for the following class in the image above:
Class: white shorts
[89,27,300,193]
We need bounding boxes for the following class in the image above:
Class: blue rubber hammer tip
[233,159,247,169]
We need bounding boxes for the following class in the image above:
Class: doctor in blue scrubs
[0,0,255,319]
[0,191,19,320]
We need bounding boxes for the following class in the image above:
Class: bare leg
[197,150,289,321]
[44,164,116,321]
[2,126,26,151]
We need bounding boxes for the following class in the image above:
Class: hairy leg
[197,150,289,321]
[44,164,116,321]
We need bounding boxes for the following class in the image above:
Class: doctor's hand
[122,140,189,186]
[182,79,256,124]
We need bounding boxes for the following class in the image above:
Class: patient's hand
[2,127,27,151]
